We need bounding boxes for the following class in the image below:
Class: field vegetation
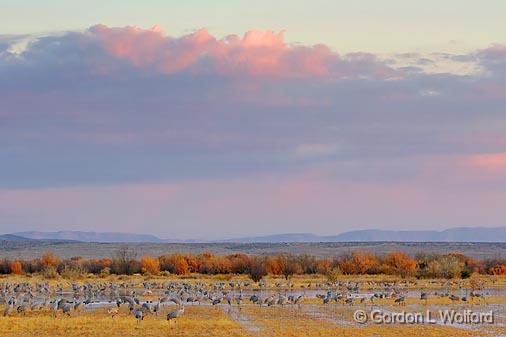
[1,249,506,280]
[2,250,506,336]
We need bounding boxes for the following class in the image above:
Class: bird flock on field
[0,279,489,324]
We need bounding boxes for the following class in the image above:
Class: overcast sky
[1,2,506,239]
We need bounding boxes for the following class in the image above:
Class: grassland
[2,241,506,260]
[1,274,506,337]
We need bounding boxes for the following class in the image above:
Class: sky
[1,1,506,239]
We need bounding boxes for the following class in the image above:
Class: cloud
[0,24,506,194]
[293,143,339,158]
[465,153,506,172]
[45,24,396,79]
[478,44,506,75]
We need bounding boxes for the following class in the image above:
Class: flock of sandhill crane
[1,279,488,324]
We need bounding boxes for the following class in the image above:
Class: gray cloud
[0,26,505,190]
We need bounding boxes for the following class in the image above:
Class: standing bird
[133,308,143,324]
[394,296,406,306]
[153,300,161,316]
[51,299,60,318]
[3,302,14,317]
[107,307,119,318]
[167,305,184,323]
[62,303,72,317]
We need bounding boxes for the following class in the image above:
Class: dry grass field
[1,274,506,337]
[2,241,506,260]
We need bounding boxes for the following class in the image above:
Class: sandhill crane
[294,294,304,307]
[167,305,184,323]
[62,303,72,317]
[3,301,14,317]
[394,296,405,306]
[16,304,27,316]
[74,301,85,314]
[153,299,161,316]
[133,308,143,324]
[51,299,60,317]
[108,307,119,318]
[449,294,460,303]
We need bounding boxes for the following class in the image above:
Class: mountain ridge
[7,227,506,243]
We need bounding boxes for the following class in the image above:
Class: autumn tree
[41,251,60,268]
[111,247,138,275]
[382,251,417,278]
[337,253,356,275]
[427,255,462,279]
[9,260,24,275]
[489,265,506,275]
[248,257,267,282]
[264,256,281,275]
[159,254,189,275]
[352,252,379,274]
[276,254,302,280]
[316,259,332,274]
[140,256,160,275]
[228,254,251,274]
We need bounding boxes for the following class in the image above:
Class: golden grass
[240,306,494,337]
[1,274,506,336]
[2,273,506,289]
[0,306,251,337]
[1,302,504,337]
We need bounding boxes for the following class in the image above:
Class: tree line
[1,249,506,281]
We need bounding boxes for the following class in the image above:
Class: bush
[41,266,59,279]
[426,255,462,279]
[316,259,332,274]
[338,252,379,275]
[159,254,189,274]
[99,267,111,278]
[326,267,342,283]
[9,260,24,275]
[41,251,59,268]
[489,265,506,275]
[276,254,302,280]
[140,256,160,275]
[382,252,417,278]
[111,247,138,275]
[61,265,86,279]
[248,257,267,282]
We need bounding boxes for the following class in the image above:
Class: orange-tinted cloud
[88,24,394,79]
[466,153,506,172]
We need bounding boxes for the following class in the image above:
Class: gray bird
[167,305,184,322]
[133,308,143,324]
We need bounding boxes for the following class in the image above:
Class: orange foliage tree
[276,254,302,280]
[159,254,189,275]
[316,259,332,274]
[9,260,24,274]
[140,256,160,275]
[41,251,60,268]
[490,265,506,275]
[382,251,417,277]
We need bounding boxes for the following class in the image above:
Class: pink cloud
[88,24,393,79]
[465,153,506,172]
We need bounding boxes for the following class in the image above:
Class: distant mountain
[14,231,163,243]
[7,227,506,243]
[0,234,33,241]
[223,227,506,243]
[220,233,323,243]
